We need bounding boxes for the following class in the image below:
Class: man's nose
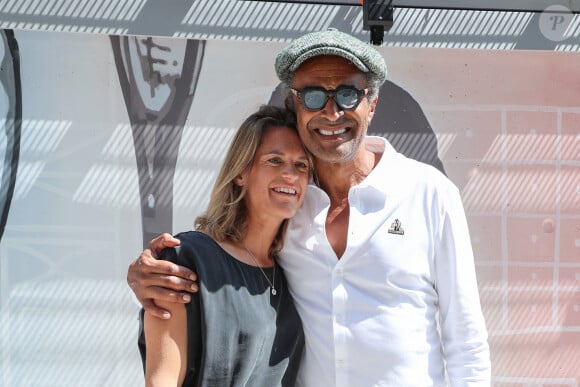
[321,96,344,118]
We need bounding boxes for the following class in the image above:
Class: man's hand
[127,233,198,319]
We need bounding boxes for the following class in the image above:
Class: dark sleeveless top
[139,231,304,386]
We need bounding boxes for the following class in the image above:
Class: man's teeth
[274,187,296,194]
[319,127,347,136]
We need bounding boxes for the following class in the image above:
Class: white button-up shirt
[279,137,490,387]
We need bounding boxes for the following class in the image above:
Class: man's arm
[436,186,491,384]
[128,233,198,319]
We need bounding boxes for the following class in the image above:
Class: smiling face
[237,125,310,223]
[291,56,377,164]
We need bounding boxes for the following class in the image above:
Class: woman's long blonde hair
[195,105,310,258]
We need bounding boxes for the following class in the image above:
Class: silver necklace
[243,243,277,296]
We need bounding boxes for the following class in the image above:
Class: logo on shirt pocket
[388,218,404,235]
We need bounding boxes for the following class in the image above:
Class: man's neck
[314,148,380,204]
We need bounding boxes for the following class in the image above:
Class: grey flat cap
[275,28,387,85]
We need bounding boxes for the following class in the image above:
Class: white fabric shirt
[279,136,490,387]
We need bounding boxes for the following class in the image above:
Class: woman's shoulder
[160,231,221,269]
[175,230,213,246]
[178,230,229,256]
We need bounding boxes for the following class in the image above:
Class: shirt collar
[308,136,400,198]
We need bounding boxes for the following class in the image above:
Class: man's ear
[368,96,378,121]
[370,96,378,113]
[285,96,295,112]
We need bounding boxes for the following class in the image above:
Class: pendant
[271,287,277,296]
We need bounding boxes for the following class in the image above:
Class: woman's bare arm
[144,299,188,386]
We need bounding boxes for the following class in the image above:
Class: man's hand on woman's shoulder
[127,233,198,319]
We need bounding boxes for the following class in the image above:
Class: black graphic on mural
[268,81,445,174]
[0,30,21,243]
[111,36,205,248]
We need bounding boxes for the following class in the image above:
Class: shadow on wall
[268,81,446,175]
[110,36,205,248]
[0,29,22,244]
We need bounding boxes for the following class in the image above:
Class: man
[128,28,491,386]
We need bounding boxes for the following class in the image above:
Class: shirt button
[335,313,344,323]
[336,359,345,367]
[336,268,344,277]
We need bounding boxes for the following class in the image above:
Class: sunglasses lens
[298,87,364,111]
[302,89,328,110]
[335,88,359,109]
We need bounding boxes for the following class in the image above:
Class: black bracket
[363,0,394,45]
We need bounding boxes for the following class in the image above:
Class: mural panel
[0,29,578,386]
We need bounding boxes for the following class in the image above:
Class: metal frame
[1,0,579,51]
[251,0,580,44]
[255,0,580,13]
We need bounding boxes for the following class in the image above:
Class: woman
[142,105,311,386]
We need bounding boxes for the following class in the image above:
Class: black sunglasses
[291,86,369,112]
